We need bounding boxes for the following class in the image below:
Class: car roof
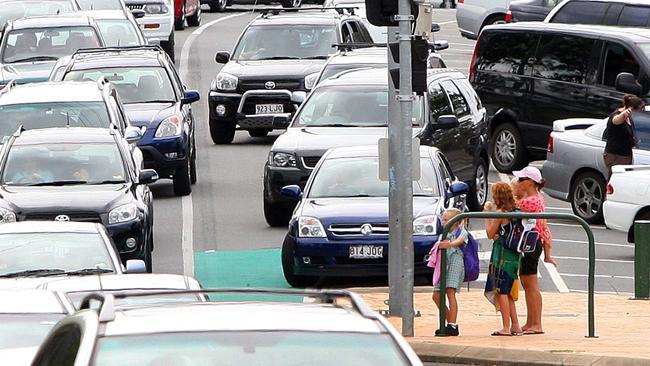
[320,67,465,87]
[0,82,104,105]
[37,274,199,293]
[0,290,70,314]
[102,301,385,336]
[325,145,439,159]
[250,9,345,26]
[486,22,650,43]
[0,221,100,234]
[67,48,164,69]
[74,10,129,20]
[8,15,94,29]
[13,127,117,146]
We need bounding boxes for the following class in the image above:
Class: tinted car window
[633,111,650,150]
[603,4,623,25]
[550,1,608,24]
[475,31,537,75]
[428,83,452,121]
[533,34,594,83]
[455,79,482,112]
[601,42,640,87]
[441,80,470,118]
[2,27,101,63]
[233,25,337,60]
[619,5,650,27]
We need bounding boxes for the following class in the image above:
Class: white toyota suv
[124,0,176,60]
[604,165,650,243]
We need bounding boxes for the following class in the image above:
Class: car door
[439,79,475,182]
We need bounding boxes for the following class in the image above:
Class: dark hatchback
[0,128,158,271]
[470,22,650,172]
[509,0,560,22]
[207,8,373,144]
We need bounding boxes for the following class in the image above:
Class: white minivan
[456,0,509,39]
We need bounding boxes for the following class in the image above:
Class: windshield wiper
[9,56,58,63]
[300,56,329,60]
[64,268,114,276]
[256,56,300,60]
[94,179,126,185]
[28,180,88,186]
[0,269,65,278]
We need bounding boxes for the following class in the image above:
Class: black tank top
[604,111,635,156]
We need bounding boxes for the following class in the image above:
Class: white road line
[178,12,247,276]
[553,238,634,249]
[438,20,458,25]
[546,206,572,211]
[542,260,570,293]
[553,255,634,264]
[547,222,608,230]
[561,273,634,280]
[498,172,511,183]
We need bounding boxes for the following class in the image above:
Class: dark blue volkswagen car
[280,145,469,287]
[50,46,200,196]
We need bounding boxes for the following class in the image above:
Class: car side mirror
[182,90,200,104]
[281,185,302,200]
[138,169,159,185]
[125,259,146,273]
[446,181,470,199]
[615,72,642,96]
[131,9,145,19]
[215,51,230,64]
[434,115,460,129]
[291,91,306,104]
[273,115,291,129]
[431,23,441,33]
[125,126,144,144]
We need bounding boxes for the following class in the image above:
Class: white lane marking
[553,255,634,264]
[542,260,570,293]
[498,173,511,183]
[553,238,634,249]
[561,273,634,280]
[548,222,608,230]
[178,12,247,276]
[438,20,458,25]
[546,206,572,211]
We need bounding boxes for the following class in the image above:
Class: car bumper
[138,137,189,178]
[106,218,147,262]
[541,159,570,201]
[264,163,310,204]
[208,90,304,130]
[292,236,437,277]
[603,200,639,234]
[137,13,174,42]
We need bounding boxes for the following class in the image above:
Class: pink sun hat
[512,166,543,184]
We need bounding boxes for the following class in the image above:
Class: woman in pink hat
[511,166,555,335]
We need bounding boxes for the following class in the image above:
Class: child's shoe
[446,324,459,336]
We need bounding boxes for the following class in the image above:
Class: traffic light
[388,37,429,95]
[365,0,419,27]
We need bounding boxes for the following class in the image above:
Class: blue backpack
[457,228,479,282]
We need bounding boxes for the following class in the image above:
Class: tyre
[264,198,292,227]
[190,147,197,184]
[187,3,201,26]
[466,158,488,211]
[144,235,153,273]
[209,118,236,144]
[491,123,526,173]
[174,2,186,30]
[281,234,319,287]
[248,129,270,138]
[209,0,227,11]
[173,156,192,196]
[570,171,605,224]
[160,31,175,62]
[482,14,506,29]
[281,0,301,7]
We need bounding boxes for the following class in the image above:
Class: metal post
[634,220,650,299]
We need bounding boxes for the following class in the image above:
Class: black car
[263,67,489,226]
[208,8,373,144]
[470,22,650,172]
[509,0,560,22]
[0,127,158,271]
[546,0,650,25]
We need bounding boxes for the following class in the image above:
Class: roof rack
[259,6,357,16]
[12,125,24,137]
[79,288,377,323]
[332,42,386,51]
[72,45,163,57]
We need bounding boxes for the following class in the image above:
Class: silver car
[543,115,650,224]
[456,0,509,39]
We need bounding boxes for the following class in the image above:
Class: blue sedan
[280,145,469,287]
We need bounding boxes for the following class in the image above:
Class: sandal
[522,329,544,335]
[491,330,512,336]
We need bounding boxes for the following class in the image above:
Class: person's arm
[438,230,467,249]
[612,109,631,125]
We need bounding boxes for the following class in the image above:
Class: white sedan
[603,165,650,242]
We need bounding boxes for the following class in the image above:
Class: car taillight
[547,133,554,153]
[505,7,513,22]
[468,37,479,82]
[607,183,614,195]
[458,0,464,3]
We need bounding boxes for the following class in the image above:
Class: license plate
[349,245,383,259]
[255,104,283,114]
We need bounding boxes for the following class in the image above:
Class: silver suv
[456,0,509,39]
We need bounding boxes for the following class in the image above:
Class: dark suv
[208,8,373,144]
[263,67,489,226]
[546,0,650,26]
[470,22,650,172]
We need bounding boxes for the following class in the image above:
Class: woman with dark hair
[603,94,645,179]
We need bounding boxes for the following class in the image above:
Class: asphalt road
[150,6,635,296]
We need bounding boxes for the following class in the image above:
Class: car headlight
[298,216,326,238]
[213,73,238,92]
[413,215,438,236]
[155,115,182,138]
[109,203,139,224]
[268,152,296,168]
[304,73,319,90]
[0,208,16,223]
[143,3,168,14]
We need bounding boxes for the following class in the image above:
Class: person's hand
[544,255,557,267]
[484,201,495,211]
[438,240,451,249]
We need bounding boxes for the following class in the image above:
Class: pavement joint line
[553,238,634,248]
[554,255,633,264]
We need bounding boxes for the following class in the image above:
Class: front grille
[239,80,301,93]
[329,223,389,237]
[126,4,144,10]
[24,212,102,223]
[301,156,321,169]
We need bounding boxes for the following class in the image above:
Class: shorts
[519,241,543,276]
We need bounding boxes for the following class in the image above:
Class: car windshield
[0,102,111,143]
[233,25,337,61]
[2,26,101,63]
[2,143,126,186]
[296,86,424,127]
[0,1,76,27]
[96,19,141,47]
[0,314,64,350]
[318,63,384,84]
[92,331,410,366]
[77,0,124,10]
[64,67,176,104]
[309,157,439,198]
[0,232,115,276]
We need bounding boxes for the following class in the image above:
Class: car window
[64,67,176,104]
[346,21,364,42]
[633,111,650,151]
[2,143,126,186]
[318,63,384,84]
[2,26,101,63]
[601,42,640,88]
[475,31,538,75]
[96,19,141,47]
[32,323,81,366]
[436,152,453,188]
[619,5,650,27]
[533,34,594,83]
[233,25,337,60]
[550,1,608,24]
[428,83,453,122]
[454,78,482,112]
[0,1,76,26]
[603,4,623,25]
[77,0,124,10]
[440,80,470,118]
[0,314,64,350]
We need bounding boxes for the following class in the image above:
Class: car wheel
[281,234,319,287]
[248,129,270,138]
[173,157,192,196]
[281,0,301,7]
[483,14,506,28]
[209,118,236,144]
[264,198,292,227]
[160,31,175,62]
[209,0,227,11]
[466,158,488,211]
[190,147,197,184]
[144,236,153,273]
[175,2,186,30]
[570,171,605,224]
[187,3,201,26]
[491,123,526,173]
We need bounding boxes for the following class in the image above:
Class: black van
[470,22,650,172]
[546,0,650,26]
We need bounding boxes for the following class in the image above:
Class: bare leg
[432,292,449,320]
[520,274,543,332]
[496,294,511,334]
[446,288,458,324]
[509,296,522,334]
